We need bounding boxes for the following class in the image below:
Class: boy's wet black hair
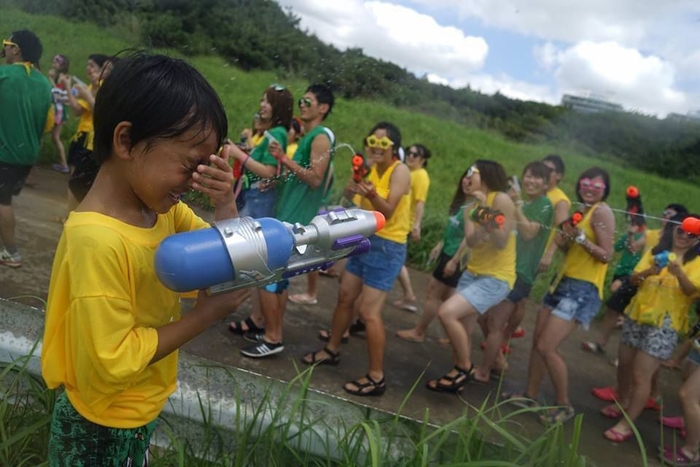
[93,52,228,164]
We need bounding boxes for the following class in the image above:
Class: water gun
[351,153,370,183]
[682,217,700,236]
[560,211,584,228]
[155,208,384,294]
[468,206,505,231]
[625,186,646,229]
[653,251,677,268]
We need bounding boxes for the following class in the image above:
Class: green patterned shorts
[48,391,158,467]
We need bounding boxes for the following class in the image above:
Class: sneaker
[539,405,575,425]
[240,340,284,358]
[243,330,265,343]
[0,249,22,268]
[581,341,605,354]
[591,386,618,402]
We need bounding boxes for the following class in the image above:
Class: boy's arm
[277,134,331,189]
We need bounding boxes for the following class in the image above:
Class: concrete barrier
[0,298,417,462]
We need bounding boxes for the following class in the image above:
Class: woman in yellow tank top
[426,159,517,393]
[506,167,615,425]
[303,122,411,397]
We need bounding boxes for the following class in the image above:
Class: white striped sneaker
[240,341,284,358]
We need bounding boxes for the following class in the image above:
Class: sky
[274,0,700,117]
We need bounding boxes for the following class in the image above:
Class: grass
[1,350,600,466]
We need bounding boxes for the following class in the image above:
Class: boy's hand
[268,141,284,161]
[195,288,251,321]
[192,151,235,207]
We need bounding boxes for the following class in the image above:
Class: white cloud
[428,73,557,104]
[277,0,488,76]
[540,41,689,116]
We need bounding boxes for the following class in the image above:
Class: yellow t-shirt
[41,202,209,428]
[73,85,95,150]
[626,250,700,332]
[286,142,298,158]
[408,168,430,226]
[544,186,571,251]
[466,192,517,288]
[551,203,609,298]
[358,160,410,244]
[645,229,661,253]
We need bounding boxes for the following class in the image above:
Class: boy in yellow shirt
[41,53,250,465]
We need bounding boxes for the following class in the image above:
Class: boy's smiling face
[127,126,219,214]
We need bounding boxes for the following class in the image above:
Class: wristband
[241,155,251,169]
[574,232,586,244]
[367,189,378,200]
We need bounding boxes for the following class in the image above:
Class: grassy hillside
[4,9,699,287]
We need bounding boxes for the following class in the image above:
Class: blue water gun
[155,208,384,294]
[653,251,677,268]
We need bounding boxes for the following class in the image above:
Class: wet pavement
[1,166,682,466]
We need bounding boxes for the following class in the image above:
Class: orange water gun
[469,206,506,231]
[682,217,700,236]
[352,153,370,183]
[560,211,584,228]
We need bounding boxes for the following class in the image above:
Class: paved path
[2,165,683,466]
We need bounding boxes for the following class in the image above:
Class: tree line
[8,0,699,182]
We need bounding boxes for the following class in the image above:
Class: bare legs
[396,277,454,342]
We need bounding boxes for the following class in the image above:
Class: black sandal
[228,317,265,336]
[317,329,349,344]
[344,374,386,397]
[348,319,366,335]
[302,347,340,366]
[426,365,473,393]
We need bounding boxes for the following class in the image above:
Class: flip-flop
[289,293,318,305]
[661,446,700,465]
[601,404,622,419]
[392,299,418,312]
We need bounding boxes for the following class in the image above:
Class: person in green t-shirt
[0,29,52,268]
[475,161,553,383]
[228,84,293,219]
[237,84,335,359]
[396,167,475,343]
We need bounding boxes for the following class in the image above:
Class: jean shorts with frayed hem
[456,270,511,314]
[543,276,600,330]
[344,235,406,292]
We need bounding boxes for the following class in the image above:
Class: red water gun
[560,211,583,228]
[625,186,646,229]
[469,206,506,231]
[352,153,370,183]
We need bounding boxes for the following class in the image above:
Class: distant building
[561,94,624,114]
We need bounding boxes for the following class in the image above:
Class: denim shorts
[344,235,406,292]
[239,186,277,219]
[543,277,600,329]
[506,274,533,303]
[456,270,511,314]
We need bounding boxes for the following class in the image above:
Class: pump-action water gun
[469,206,505,231]
[653,251,677,268]
[560,211,584,229]
[155,208,384,294]
[625,186,646,229]
[351,153,370,183]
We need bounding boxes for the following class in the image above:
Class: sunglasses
[407,150,421,158]
[466,165,480,178]
[365,135,394,150]
[298,97,313,108]
[579,178,606,192]
[270,83,286,91]
[663,209,677,218]
[2,39,18,48]
[675,226,697,238]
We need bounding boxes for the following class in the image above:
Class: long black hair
[93,52,228,164]
[652,212,699,264]
[449,167,471,215]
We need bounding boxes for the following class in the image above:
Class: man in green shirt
[0,29,52,268]
[240,84,335,358]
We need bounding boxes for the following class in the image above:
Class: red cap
[372,211,386,232]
